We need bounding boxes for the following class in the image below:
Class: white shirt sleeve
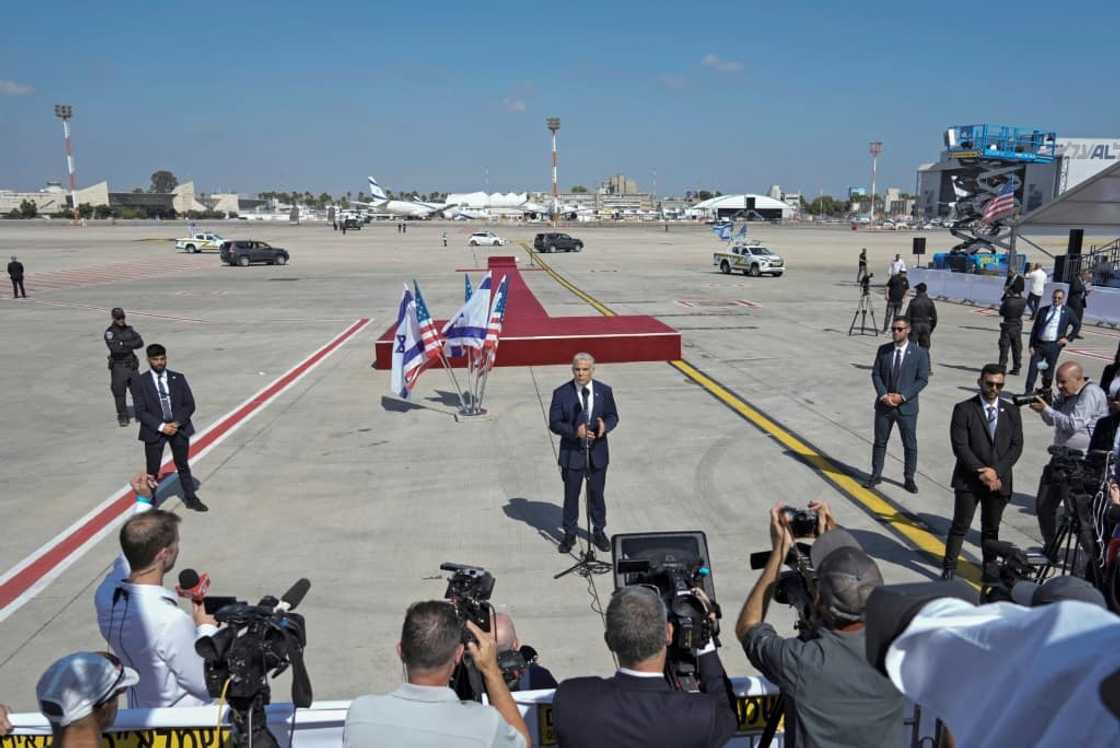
[95,555,131,641]
[156,609,217,703]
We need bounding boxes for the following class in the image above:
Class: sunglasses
[891,326,908,332]
[982,380,1005,389]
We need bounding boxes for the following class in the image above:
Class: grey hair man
[737,502,905,748]
[548,352,620,554]
[343,601,530,748]
[552,586,737,747]
[493,612,557,691]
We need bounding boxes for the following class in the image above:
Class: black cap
[864,580,978,675]
[111,307,126,320]
[1011,576,1107,609]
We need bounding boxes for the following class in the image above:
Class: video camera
[612,531,720,692]
[980,540,1048,603]
[439,562,498,702]
[195,579,312,748]
[1009,389,1053,407]
[1045,445,1110,495]
[860,273,874,295]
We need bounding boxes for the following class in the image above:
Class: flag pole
[438,350,469,413]
[476,356,492,412]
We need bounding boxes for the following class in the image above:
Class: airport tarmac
[0,220,1109,707]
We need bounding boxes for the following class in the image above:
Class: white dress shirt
[1040,305,1063,342]
[94,556,216,708]
[573,379,594,423]
[1027,268,1048,296]
[889,258,906,276]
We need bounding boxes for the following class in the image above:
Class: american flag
[983,182,1017,223]
[480,275,510,372]
[412,281,443,362]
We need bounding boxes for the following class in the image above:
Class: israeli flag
[443,272,492,356]
[737,223,748,237]
[389,284,423,398]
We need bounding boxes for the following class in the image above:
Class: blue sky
[2,1,1116,198]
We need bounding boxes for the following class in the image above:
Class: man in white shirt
[343,601,530,748]
[889,254,906,276]
[1024,288,1080,393]
[94,475,217,708]
[1025,263,1048,318]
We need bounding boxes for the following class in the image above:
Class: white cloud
[503,97,527,112]
[0,80,34,95]
[701,54,743,73]
[657,73,688,90]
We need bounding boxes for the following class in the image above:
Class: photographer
[736,502,904,748]
[1029,362,1109,548]
[344,601,530,748]
[552,586,737,748]
[93,474,216,708]
[494,612,558,691]
[864,581,1120,746]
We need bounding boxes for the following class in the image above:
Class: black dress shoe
[118,415,129,427]
[904,479,919,494]
[940,567,955,581]
[1009,368,1020,375]
[558,534,575,554]
[592,530,611,553]
[183,496,209,512]
[863,477,882,489]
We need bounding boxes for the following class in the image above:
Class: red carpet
[373,256,681,368]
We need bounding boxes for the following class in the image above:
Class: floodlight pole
[54,104,79,224]
[869,141,882,224]
[547,117,560,226]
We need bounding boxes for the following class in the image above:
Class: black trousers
[1027,293,1041,318]
[109,361,136,417]
[1068,300,1085,325]
[871,407,917,481]
[1025,340,1061,392]
[910,323,932,349]
[144,432,196,499]
[998,323,1023,370]
[561,463,606,536]
[883,300,902,331]
[11,278,26,297]
[943,488,1008,570]
[857,262,867,282]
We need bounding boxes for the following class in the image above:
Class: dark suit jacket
[1100,362,1120,396]
[130,369,196,443]
[553,652,738,748]
[1089,411,1120,453]
[1068,274,1088,307]
[1029,304,1080,347]
[949,396,1024,497]
[7,260,23,279]
[905,293,938,331]
[871,342,930,417]
[549,380,619,470]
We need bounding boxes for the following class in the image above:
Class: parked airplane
[357,177,456,219]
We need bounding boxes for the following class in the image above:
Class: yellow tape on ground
[518,241,980,585]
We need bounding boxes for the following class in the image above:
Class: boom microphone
[176,568,211,603]
[277,578,311,612]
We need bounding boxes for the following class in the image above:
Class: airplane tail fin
[367,176,389,204]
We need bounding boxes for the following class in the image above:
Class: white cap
[36,652,139,726]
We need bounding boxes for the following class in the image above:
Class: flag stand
[437,351,469,414]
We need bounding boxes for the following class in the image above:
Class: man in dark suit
[130,344,206,511]
[549,352,619,554]
[904,282,937,348]
[1024,288,1080,393]
[7,255,26,298]
[1067,269,1091,324]
[941,364,1024,579]
[882,270,909,332]
[553,586,737,748]
[998,289,1027,375]
[867,317,930,493]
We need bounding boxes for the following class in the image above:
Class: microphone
[176,568,211,603]
[276,578,311,612]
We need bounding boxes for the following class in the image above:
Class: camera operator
[93,473,216,708]
[736,502,905,748]
[864,581,1120,746]
[494,612,558,691]
[882,269,909,333]
[1029,361,1109,549]
[343,601,530,748]
[552,586,737,748]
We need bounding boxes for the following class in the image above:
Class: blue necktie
[581,386,591,425]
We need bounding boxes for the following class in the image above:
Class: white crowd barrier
[908,268,1120,327]
[2,677,947,747]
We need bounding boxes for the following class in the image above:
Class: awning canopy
[1015,160,1120,228]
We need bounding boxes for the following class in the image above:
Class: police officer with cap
[105,308,144,426]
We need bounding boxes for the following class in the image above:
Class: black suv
[533,232,583,253]
[220,240,290,267]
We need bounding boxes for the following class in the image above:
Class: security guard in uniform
[998,288,1027,375]
[105,308,144,426]
[904,282,938,348]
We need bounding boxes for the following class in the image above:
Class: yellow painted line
[519,241,981,586]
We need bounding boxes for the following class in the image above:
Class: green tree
[18,199,38,219]
[149,170,178,193]
[132,187,145,194]
[697,190,714,201]
[94,204,112,219]
[318,192,332,207]
[77,203,94,219]
[570,185,588,193]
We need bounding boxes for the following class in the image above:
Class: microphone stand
[555,423,612,579]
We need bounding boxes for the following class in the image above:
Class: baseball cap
[810,528,883,622]
[36,652,139,726]
[111,307,126,320]
[1010,576,1107,609]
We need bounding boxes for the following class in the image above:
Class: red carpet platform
[373,256,681,368]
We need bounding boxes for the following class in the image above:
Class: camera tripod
[555,434,612,579]
[848,288,879,336]
[1035,489,1097,582]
